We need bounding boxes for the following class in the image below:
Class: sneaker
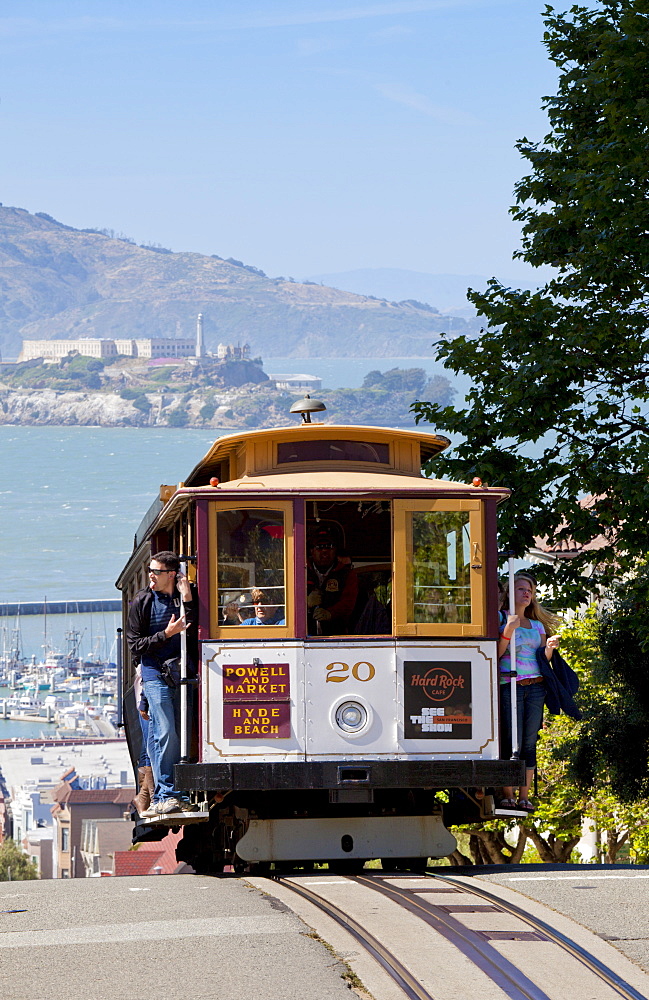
[179,800,200,812]
[155,797,183,815]
[140,803,160,819]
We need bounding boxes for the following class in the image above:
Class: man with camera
[126,550,197,817]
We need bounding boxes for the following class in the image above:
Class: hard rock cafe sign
[403,660,472,739]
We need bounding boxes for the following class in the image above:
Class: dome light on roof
[289,394,327,424]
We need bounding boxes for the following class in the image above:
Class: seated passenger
[307,529,358,635]
[222,601,243,625]
[240,588,285,625]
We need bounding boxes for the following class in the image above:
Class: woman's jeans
[143,675,182,801]
[499,680,545,769]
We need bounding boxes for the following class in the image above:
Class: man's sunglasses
[149,567,174,575]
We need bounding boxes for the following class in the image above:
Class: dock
[0,598,121,616]
[0,735,125,749]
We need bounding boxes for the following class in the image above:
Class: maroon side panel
[293,500,306,639]
[152,529,170,553]
[195,498,211,642]
[195,498,211,762]
[484,498,500,638]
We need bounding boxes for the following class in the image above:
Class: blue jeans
[143,675,183,801]
[499,681,545,769]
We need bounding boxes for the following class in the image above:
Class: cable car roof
[183,424,452,487]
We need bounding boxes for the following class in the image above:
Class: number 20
[325,661,376,683]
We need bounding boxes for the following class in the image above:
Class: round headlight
[336,701,367,733]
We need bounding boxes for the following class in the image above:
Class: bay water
[0,356,464,651]
[0,355,466,741]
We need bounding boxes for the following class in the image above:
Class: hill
[0,205,478,360]
[305,267,552,314]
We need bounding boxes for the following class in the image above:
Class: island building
[18,337,195,362]
[18,324,252,365]
[216,341,251,360]
[267,373,322,392]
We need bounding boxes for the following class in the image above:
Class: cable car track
[267,871,648,1000]
[421,872,647,1000]
[269,874,436,1000]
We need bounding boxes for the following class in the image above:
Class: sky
[0,1,559,282]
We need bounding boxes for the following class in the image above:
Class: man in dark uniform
[306,529,358,635]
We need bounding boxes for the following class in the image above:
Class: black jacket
[126,584,198,672]
[535,646,582,720]
[306,559,358,636]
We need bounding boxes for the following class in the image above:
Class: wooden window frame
[266,438,396,474]
[393,498,486,637]
[208,500,294,639]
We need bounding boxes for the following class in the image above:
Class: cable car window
[410,511,471,624]
[216,509,285,625]
[277,440,389,465]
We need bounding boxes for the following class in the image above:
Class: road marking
[504,874,649,881]
[0,914,292,949]
[301,880,353,885]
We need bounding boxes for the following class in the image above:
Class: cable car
[117,399,523,871]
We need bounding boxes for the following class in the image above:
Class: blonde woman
[498,572,561,812]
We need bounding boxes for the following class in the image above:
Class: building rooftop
[53,785,135,806]
[114,829,184,877]
[0,742,132,800]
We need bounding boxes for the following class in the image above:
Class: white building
[19,337,196,362]
[268,373,322,392]
[19,338,118,361]
[0,742,132,877]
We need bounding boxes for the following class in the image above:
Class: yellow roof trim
[184,423,450,486]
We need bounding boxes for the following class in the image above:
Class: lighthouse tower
[195,313,205,358]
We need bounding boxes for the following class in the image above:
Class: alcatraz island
[0,204,461,429]
[0,329,454,430]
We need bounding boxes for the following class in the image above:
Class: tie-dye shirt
[499,617,545,682]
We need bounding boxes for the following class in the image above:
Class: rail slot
[424,873,647,1000]
[271,875,436,1000]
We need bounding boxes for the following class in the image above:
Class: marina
[0,686,119,741]
[0,610,121,741]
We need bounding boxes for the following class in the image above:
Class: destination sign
[222,661,291,739]
[403,660,472,740]
[223,701,291,739]
[222,662,290,702]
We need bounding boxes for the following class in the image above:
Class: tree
[167,408,189,427]
[362,368,428,394]
[448,604,649,867]
[199,401,217,422]
[542,603,649,862]
[132,394,151,414]
[588,566,649,802]
[413,2,649,605]
[0,839,38,881]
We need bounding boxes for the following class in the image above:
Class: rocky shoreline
[0,385,292,429]
[0,356,457,430]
